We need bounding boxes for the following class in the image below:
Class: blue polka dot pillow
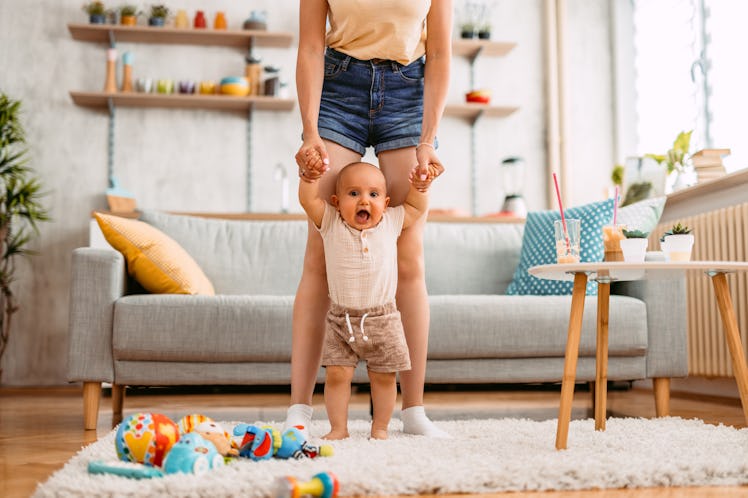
[506,198,614,296]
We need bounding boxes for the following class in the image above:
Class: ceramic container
[194,10,207,28]
[178,80,196,94]
[156,79,174,94]
[661,234,694,262]
[198,80,217,94]
[174,9,189,28]
[220,76,249,96]
[136,78,153,93]
[620,238,648,263]
[214,11,227,29]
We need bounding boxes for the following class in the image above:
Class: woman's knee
[397,228,425,283]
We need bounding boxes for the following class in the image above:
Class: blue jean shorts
[318,48,426,156]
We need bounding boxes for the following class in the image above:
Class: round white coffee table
[529,261,748,450]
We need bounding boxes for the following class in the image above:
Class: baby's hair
[335,161,386,194]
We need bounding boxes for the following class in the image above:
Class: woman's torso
[325,0,431,65]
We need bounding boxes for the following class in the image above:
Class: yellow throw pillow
[94,212,215,295]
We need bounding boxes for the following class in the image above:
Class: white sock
[401,406,451,438]
[283,404,313,438]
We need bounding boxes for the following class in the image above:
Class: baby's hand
[409,163,439,192]
[299,149,327,182]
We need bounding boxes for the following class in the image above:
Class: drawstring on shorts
[345,312,370,343]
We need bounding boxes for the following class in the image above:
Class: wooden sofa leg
[653,377,671,417]
[83,382,101,430]
[111,383,125,426]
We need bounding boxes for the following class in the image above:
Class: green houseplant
[660,223,694,262]
[82,1,107,23]
[148,4,169,26]
[620,228,650,263]
[0,93,50,378]
[119,4,140,25]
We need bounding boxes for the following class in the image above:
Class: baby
[298,160,436,439]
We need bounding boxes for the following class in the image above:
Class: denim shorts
[318,48,425,156]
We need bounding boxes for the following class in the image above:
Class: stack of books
[691,148,730,183]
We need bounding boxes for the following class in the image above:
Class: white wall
[0,0,617,385]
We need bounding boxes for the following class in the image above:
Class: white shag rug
[34,417,748,497]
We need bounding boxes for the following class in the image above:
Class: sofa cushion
[139,211,307,295]
[616,196,666,234]
[94,212,215,295]
[113,295,294,362]
[424,222,523,295]
[427,294,647,359]
[506,198,614,296]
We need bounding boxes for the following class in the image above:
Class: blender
[499,156,527,218]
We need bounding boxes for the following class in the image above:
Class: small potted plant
[620,228,649,263]
[148,4,169,26]
[119,5,139,25]
[660,222,694,261]
[82,1,107,24]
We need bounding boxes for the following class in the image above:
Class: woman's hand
[414,143,445,184]
[295,136,330,183]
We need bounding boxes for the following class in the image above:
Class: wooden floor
[1,384,747,498]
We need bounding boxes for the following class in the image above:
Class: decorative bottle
[194,10,206,28]
[104,48,118,93]
[120,51,134,92]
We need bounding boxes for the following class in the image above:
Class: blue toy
[233,424,334,461]
[162,433,225,475]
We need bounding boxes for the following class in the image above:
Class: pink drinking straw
[613,185,619,225]
[552,172,571,250]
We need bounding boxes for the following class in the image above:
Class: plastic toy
[233,424,333,461]
[162,432,225,475]
[275,472,339,498]
[115,412,179,467]
[88,459,165,479]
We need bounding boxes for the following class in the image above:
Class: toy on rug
[115,412,179,467]
[177,413,238,457]
[162,432,225,474]
[275,472,340,498]
[233,424,334,461]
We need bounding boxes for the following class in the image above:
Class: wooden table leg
[595,281,610,431]
[556,272,588,450]
[711,272,748,424]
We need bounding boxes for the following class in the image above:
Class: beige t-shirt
[325,0,431,65]
[318,203,405,309]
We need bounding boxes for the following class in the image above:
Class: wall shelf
[444,103,519,123]
[67,23,293,49]
[452,39,516,60]
[70,91,295,112]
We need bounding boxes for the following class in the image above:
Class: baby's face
[333,164,390,230]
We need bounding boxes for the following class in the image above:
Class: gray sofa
[68,211,687,429]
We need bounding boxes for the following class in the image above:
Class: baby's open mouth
[355,210,370,224]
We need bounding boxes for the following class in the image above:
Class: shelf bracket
[106,97,115,188]
[107,29,116,48]
[468,46,484,89]
[246,106,253,212]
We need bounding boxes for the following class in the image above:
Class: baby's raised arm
[298,171,327,229]
[402,164,440,228]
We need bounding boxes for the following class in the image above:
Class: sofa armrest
[67,248,127,383]
[611,253,688,378]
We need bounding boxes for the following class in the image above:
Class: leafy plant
[611,164,624,186]
[0,93,50,371]
[660,222,692,242]
[622,228,649,239]
[119,4,139,16]
[82,1,106,15]
[149,4,169,18]
[645,130,693,175]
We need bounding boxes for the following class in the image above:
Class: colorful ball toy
[115,412,179,467]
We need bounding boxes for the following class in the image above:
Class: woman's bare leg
[322,366,354,440]
[369,370,397,439]
[379,147,449,437]
[286,141,361,431]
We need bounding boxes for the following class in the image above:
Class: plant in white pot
[0,93,50,381]
[620,228,649,263]
[660,223,694,261]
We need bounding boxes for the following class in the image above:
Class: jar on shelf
[243,10,267,30]
[245,55,263,95]
[194,10,207,28]
[263,66,281,96]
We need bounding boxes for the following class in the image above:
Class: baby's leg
[323,365,354,440]
[368,370,397,440]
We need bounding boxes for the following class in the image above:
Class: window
[633,0,747,173]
